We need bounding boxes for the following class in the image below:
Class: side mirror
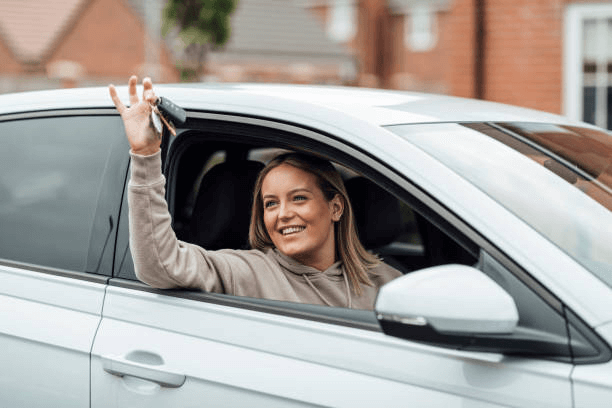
[375,264,519,351]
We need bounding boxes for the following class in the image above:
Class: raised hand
[109,76,161,156]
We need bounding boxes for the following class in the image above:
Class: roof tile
[221,0,351,59]
[0,0,86,63]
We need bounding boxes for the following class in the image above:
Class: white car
[0,84,611,407]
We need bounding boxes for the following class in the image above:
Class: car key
[149,96,185,137]
[155,96,187,125]
[150,107,163,135]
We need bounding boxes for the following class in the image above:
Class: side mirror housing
[375,265,519,351]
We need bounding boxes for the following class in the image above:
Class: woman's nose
[278,201,294,220]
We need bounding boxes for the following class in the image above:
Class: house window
[404,5,437,52]
[564,4,612,129]
[327,0,356,43]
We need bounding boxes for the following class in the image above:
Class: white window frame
[327,0,356,43]
[404,5,438,52]
[564,3,612,127]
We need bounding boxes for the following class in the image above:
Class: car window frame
[111,110,610,363]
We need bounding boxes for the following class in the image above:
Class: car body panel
[572,322,612,407]
[0,265,105,407]
[92,286,572,408]
[0,84,582,127]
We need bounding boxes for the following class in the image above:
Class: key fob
[156,96,187,125]
[151,109,163,134]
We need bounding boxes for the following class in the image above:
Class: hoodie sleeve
[127,150,229,293]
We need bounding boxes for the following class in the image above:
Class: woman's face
[261,164,343,271]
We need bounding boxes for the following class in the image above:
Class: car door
[89,114,590,407]
[0,112,128,407]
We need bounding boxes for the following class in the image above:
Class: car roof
[0,83,582,127]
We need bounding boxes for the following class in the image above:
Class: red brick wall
[484,0,564,113]
[355,0,387,86]
[313,0,479,94]
[447,0,477,98]
[49,0,178,82]
[263,0,612,115]
[385,8,455,93]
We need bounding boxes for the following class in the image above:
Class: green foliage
[163,0,237,50]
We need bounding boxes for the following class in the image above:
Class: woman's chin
[278,245,306,260]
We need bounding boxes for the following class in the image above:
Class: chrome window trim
[0,258,110,284]
[0,108,118,122]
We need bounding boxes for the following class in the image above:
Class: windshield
[388,122,612,288]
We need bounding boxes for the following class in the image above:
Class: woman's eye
[264,200,277,209]
[294,195,307,202]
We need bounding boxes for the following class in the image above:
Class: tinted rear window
[0,116,115,271]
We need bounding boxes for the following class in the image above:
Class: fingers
[142,77,157,104]
[128,75,139,106]
[108,84,126,115]
[109,75,155,115]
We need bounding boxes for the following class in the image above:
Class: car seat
[345,177,408,273]
[188,160,265,250]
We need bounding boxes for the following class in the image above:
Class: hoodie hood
[272,249,351,307]
[272,248,343,278]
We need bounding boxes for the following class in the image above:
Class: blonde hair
[248,152,380,294]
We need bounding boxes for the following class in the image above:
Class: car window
[490,123,612,211]
[0,116,115,272]
[157,128,477,280]
[116,124,476,279]
[389,122,612,288]
[176,146,443,270]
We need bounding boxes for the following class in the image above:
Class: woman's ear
[330,194,344,222]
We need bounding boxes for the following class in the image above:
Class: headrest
[190,160,264,250]
[345,177,402,249]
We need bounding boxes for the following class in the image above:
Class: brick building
[3,0,612,130]
[0,0,354,92]
[307,0,612,128]
[0,0,179,93]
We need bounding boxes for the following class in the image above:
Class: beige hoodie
[128,151,401,309]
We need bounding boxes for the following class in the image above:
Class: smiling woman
[250,153,383,297]
[112,76,401,309]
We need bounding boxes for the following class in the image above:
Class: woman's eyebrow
[288,187,312,195]
[262,188,312,200]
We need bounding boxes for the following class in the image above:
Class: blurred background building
[0,0,611,129]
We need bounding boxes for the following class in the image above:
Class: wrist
[132,145,161,156]
[130,149,163,185]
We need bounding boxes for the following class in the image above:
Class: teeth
[282,226,305,235]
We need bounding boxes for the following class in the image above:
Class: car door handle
[102,354,186,388]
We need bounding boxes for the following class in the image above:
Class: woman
[109,76,401,309]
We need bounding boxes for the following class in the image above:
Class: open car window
[164,133,477,279]
[116,118,478,289]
